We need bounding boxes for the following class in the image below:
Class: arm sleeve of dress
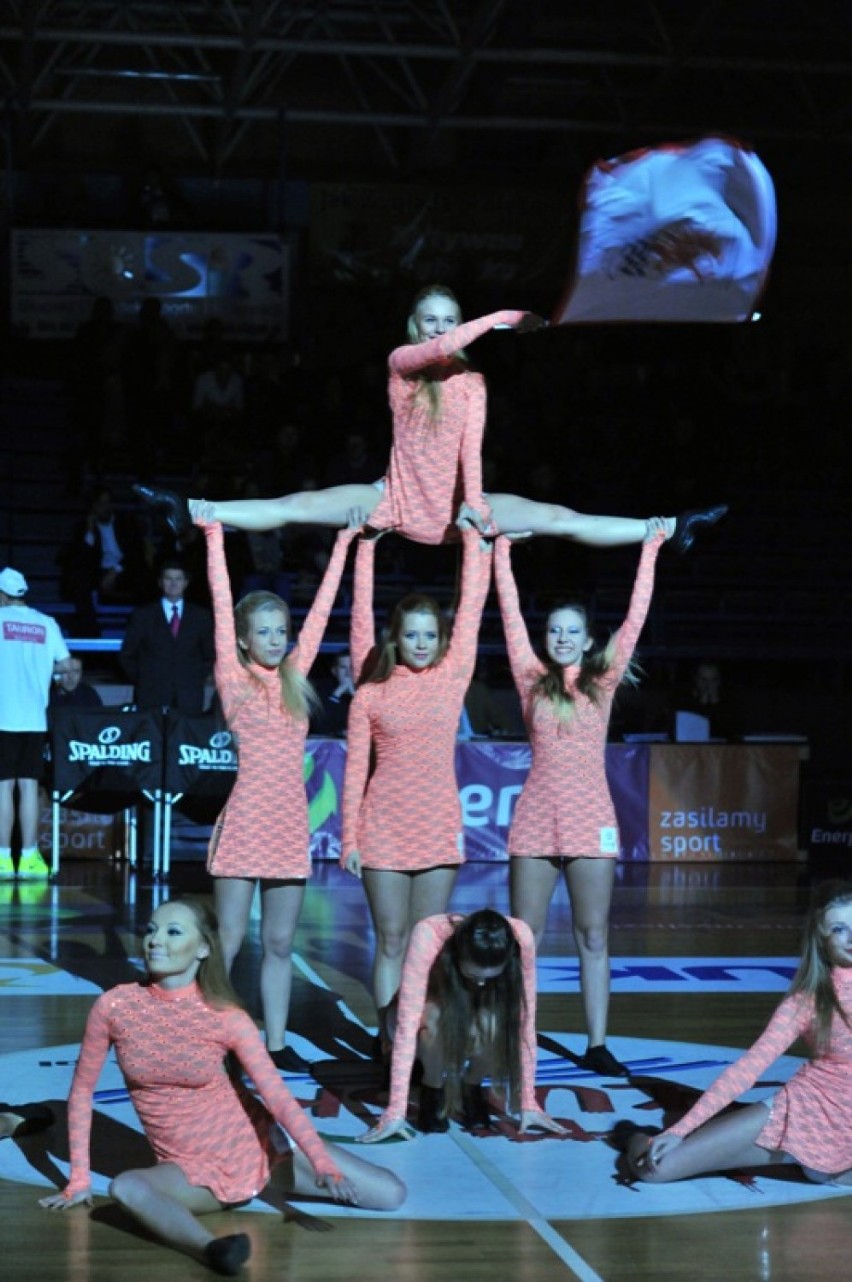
[445,527,491,680]
[609,531,665,679]
[226,1010,343,1181]
[64,995,114,1196]
[202,521,242,698]
[383,917,454,1120]
[289,528,356,675]
[388,310,526,377]
[340,692,371,861]
[510,918,542,1113]
[349,537,376,684]
[493,537,540,694]
[459,375,490,518]
[668,994,812,1138]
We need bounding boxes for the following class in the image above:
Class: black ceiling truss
[0,1,849,181]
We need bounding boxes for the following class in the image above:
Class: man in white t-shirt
[0,567,72,879]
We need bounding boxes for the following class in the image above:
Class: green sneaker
[17,850,50,880]
[0,852,14,880]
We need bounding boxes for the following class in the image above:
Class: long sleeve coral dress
[379,913,541,1126]
[341,527,491,871]
[494,532,664,858]
[62,980,342,1203]
[367,310,525,544]
[668,967,852,1176]
[203,521,354,879]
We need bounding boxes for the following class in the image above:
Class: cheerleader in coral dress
[196,506,356,1073]
[167,286,718,550]
[628,880,852,1188]
[340,524,491,1042]
[494,518,669,1078]
[356,910,566,1139]
[40,898,404,1275]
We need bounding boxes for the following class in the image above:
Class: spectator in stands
[193,353,247,475]
[264,421,312,497]
[673,660,743,741]
[310,650,355,737]
[123,298,178,477]
[119,560,214,714]
[49,656,103,710]
[244,350,289,443]
[192,354,245,426]
[0,567,72,880]
[323,430,382,489]
[59,486,149,637]
[67,297,126,488]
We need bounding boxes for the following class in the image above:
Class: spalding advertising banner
[51,708,163,794]
[164,712,238,798]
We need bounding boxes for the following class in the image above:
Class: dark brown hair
[427,910,524,1118]
[360,593,450,685]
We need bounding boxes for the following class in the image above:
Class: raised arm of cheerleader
[388,310,527,377]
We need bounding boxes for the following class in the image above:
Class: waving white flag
[554,136,776,324]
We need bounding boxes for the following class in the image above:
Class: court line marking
[451,1128,604,1281]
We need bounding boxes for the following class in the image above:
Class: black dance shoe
[577,1044,629,1077]
[460,1082,492,1130]
[268,1045,312,1074]
[418,1084,450,1133]
[669,504,729,555]
[132,483,191,538]
[204,1233,252,1276]
[0,1101,55,1138]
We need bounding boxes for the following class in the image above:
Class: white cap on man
[0,567,28,597]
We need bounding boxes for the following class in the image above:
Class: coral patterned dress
[379,913,543,1126]
[203,520,354,879]
[669,967,852,1175]
[341,528,491,871]
[368,310,525,544]
[494,533,664,858]
[62,980,341,1203]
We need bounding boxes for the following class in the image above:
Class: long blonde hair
[789,879,852,1054]
[405,284,464,421]
[234,591,318,721]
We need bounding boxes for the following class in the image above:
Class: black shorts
[0,731,47,782]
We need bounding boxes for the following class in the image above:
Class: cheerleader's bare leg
[488,494,674,546]
[189,484,380,532]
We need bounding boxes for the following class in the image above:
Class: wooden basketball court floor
[1,850,848,1282]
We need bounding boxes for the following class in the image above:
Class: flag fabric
[553,136,777,324]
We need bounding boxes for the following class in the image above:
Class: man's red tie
[170,604,180,638]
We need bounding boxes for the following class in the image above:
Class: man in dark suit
[119,559,214,713]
